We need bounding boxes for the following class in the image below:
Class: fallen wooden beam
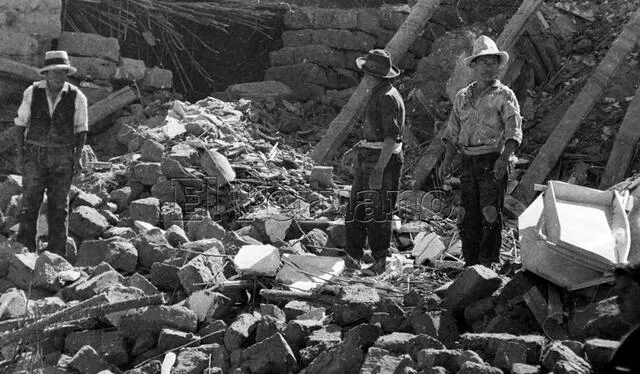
[513,8,640,203]
[0,57,41,82]
[259,289,342,305]
[412,0,543,190]
[311,0,443,163]
[599,85,640,188]
[88,86,139,127]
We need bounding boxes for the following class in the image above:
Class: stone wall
[0,0,61,99]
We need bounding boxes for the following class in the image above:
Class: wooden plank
[523,286,569,339]
[412,0,543,189]
[88,86,138,126]
[311,0,443,163]
[525,15,560,73]
[0,57,40,82]
[599,84,640,188]
[513,8,640,203]
[547,283,564,324]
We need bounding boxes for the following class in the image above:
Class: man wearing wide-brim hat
[438,35,523,268]
[342,49,405,276]
[14,50,88,257]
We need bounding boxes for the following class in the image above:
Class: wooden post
[311,0,443,163]
[412,0,543,190]
[513,8,640,203]
[599,85,640,188]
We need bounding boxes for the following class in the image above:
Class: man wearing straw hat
[438,36,522,268]
[342,49,405,275]
[14,50,88,256]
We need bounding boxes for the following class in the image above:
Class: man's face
[45,69,68,92]
[615,275,640,324]
[471,55,500,82]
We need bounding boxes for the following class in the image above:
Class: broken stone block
[0,288,27,319]
[150,258,182,291]
[173,347,209,373]
[302,340,365,374]
[100,209,120,227]
[283,300,323,321]
[126,273,159,295]
[142,67,173,90]
[200,149,236,188]
[309,166,334,189]
[255,316,287,346]
[118,305,198,339]
[188,289,234,322]
[332,285,380,326]
[375,333,445,361]
[165,224,189,247]
[493,341,527,371]
[77,237,138,273]
[511,363,541,374]
[233,244,281,277]
[69,205,110,239]
[178,247,226,294]
[157,328,199,351]
[62,270,125,301]
[103,227,136,240]
[133,162,162,186]
[360,347,414,374]
[151,178,184,205]
[458,361,504,374]
[116,57,146,81]
[65,330,128,366]
[135,227,178,268]
[459,333,546,365]
[584,339,619,373]
[241,333,299,374]
[60,32,120,62]
[297,307,326,322]
[7,252,38,290]
[417,349,463,372]
[109,187,131,212]
[140,139,165,162]
[412,232,446,265]
[283,319,323,352]
[71,190,104,210]
[199,320,227,345]
[186,215,226,241]
[194,344,230,373]
[409,310,459,348]
[343,323,384,349]
[276,254,345,292]
[260,304,287,323]
[568,296,628,340]
[441,265,502,314]
[464,297,496,324]
[224,313,260,351]
[131,332,157,357]
[28,296,67,316]
[541,342,592,373]
[34,251,74,292]
[71,56,117,81]
[306,324,341,346]
[68,345,118,374]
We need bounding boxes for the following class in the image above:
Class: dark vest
[363,82,405,143]
[26,85,76,144]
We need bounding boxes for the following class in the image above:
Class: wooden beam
[311,0,443,163]
[599,84,640,188]
[88,86,138,126]
[513,8,640,203]
[0,57,40,82]
[412,0,543,189]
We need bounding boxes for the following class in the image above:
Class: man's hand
[369,166,383,190]
[438,161,452,181]
[493,156,509,180]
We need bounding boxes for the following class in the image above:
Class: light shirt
[14,80,89,134]
[442,80,522,156]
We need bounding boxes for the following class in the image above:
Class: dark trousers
[459,152,507,266]
[18,143,74,255]
[345,150,402,261]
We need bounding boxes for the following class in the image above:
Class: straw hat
[38,50,77,75]
[356,49,400,79]
[464,36,509,66]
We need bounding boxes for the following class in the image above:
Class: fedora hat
[38,50,77,75]
[464,36,509,66]
[356,49,400,79]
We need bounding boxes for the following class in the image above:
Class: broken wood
[513,8,640,203]
[88,86,139,126]
[0,57,41,82]
[412,0,544,189]
[526,14,561,73]
[547,284,564,324]
[259,289,343,305]
[599,85,640,188]
[522,286,568,339]
[311,0,443,163]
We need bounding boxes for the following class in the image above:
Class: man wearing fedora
[14,50,88,256]
[343,49,405,275]
[438,36,522,268]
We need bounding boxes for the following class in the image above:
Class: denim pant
[459,152,507,266]
[18,143,75,255]
[345,150,402,261]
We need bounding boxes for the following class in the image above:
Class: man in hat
[343,49,405,275]
[14,50,88,256]
[438,35,522,268]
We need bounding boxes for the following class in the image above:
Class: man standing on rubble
[438,36,522,268]
[14,50,88,256]
[343,49,405,275]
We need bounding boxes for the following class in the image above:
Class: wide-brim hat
[356,49,400,79]
[38,50,77,75]
[464,35,509,66]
